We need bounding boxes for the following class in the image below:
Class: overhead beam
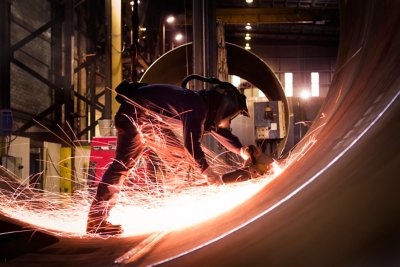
[226,36,339,47]
[228,27,339,40]
[218,7,338,24]
[178,7,338,25]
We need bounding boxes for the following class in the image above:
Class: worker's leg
[87,105,144,234]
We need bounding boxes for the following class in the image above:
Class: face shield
[184,75,250,132]
[213,86,249,129]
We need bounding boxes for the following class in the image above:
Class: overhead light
[300,89,311,99]
[245,23,252,30]
[166,15,175,24]
[245,33,251,40]
[130,0,140,5]
[245,43,251,50]
[175,33,183,42]
[246,0,253,3]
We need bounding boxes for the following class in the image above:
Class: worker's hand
[202,167,224,186]
[240,146,252,161]
[241,145,274,175]
[240,145,256,167]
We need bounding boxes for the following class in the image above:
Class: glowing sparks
[111,179,272,235]
[0,166,276,237]
[0,101,284,238]
[271,161,283,176]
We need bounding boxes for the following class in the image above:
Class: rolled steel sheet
[141,42,289,156]
[1,1,400,266]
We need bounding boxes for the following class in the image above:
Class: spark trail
[0,101,286,238]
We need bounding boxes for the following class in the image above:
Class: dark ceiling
[135,0,339,59]
[217,0,339,47]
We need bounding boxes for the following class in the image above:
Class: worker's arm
[181,106,223,185]
[210,127,243,155]
[211,128,256,164]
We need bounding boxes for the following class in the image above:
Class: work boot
[86,217,123,235]
[87,197,123,235]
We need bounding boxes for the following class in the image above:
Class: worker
[86,75,253,235]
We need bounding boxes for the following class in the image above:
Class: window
[284,72,293,97]
[311,72,319,97]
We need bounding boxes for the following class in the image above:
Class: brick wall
[10,0,52,130]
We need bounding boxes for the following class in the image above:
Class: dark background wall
[10,0,52,131]
[253,44,337,155]
[6,0,337,156]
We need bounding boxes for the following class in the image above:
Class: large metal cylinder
[140,42,289,156]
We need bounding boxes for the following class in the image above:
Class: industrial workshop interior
[1,0,399,266]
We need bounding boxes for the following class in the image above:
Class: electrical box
[1,156,23,179]
[0,109,13,136]
[254,101,286,139]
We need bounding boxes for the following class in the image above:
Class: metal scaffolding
[5,0,112,143]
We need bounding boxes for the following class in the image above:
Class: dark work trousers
[88,104,144,221]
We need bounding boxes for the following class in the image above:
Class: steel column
[51,0,63,127]
[63,0,75,191]
[192,0,217,88]
[192,0,218,152]
[63,0,74,132]
[0,0,11,109]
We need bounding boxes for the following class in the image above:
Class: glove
[241,145,260,167]
[202,167,224,186]
[240,146,250,159]
[241,145,274,175]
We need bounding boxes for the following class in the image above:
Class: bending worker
[87,75,252,235]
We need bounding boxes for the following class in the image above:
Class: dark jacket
[116,82,243,171]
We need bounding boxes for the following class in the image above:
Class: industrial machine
[253,101,286,157]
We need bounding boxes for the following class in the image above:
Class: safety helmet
[181,75,249,130]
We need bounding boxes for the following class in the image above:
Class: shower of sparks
[0,101,287,238]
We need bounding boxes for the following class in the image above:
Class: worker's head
[181,74,249,131]
[206,82,249,130]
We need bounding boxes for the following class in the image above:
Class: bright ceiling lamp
[175,33,183,42]
[166,15,175,24]
[300,89,311,99]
